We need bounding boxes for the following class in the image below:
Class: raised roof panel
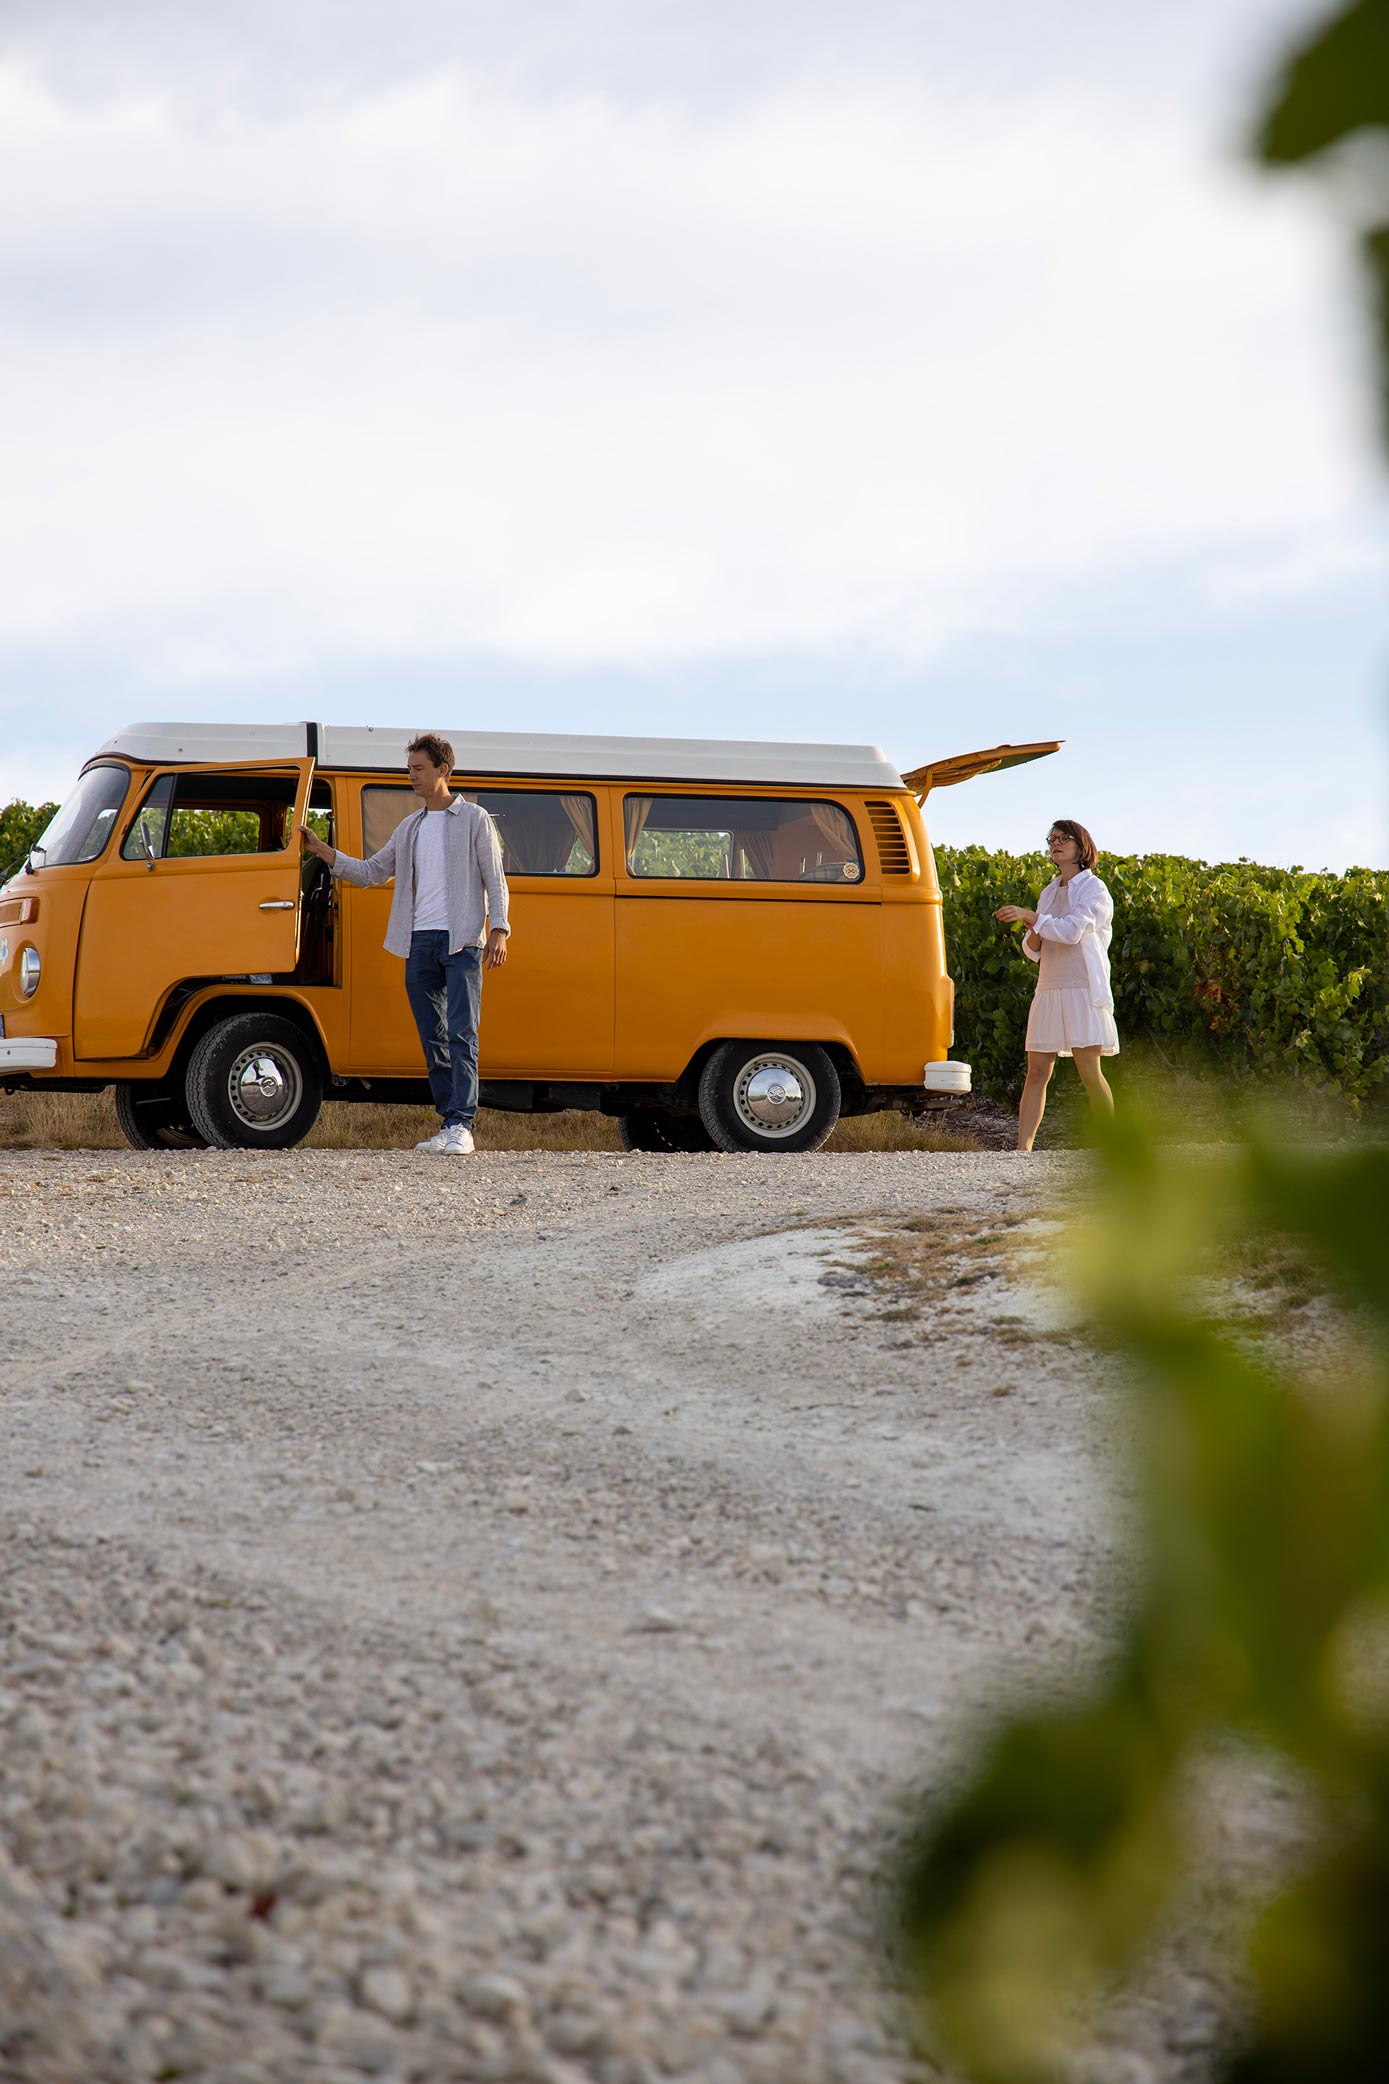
[95,722,311,766]
[94,723,905,790]
[319,728,902,788]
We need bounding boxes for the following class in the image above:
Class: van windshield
[27,765,130,868]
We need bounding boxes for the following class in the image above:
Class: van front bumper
[0,1037,58,1072]
[923,1059,971,1095]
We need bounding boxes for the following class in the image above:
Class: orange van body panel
[344,876,619,1078]
[76,853,307,1059]
[4,761,959,1100]
[881,795,954,1081]
[613,891,882,1080]
[52,983,338,1084]
[881,895,953,1081]
[0,866,88,1040]
[340,767,620,1080]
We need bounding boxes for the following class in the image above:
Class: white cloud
[0,46,1380,696]
[1200,526,1388,610]
[0,1,1314,121]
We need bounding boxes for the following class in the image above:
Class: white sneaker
[441,1125,475,1155]
[415,1127,451,1152]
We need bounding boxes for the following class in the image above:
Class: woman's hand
[994,905,1037,926]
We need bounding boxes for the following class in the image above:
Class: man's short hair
[407,732,455,771]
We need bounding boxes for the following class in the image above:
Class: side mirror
[140,819,158,872]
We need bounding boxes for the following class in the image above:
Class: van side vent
[867,801,913,876]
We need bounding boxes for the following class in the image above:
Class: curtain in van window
[485,794,593,874]
[811,804,855,857]
[489,796,559,873]
[561,796,592,860]
[734,827,775,879]
[361,789,415,856]
[623,797,653,865]
[362,787,595,871]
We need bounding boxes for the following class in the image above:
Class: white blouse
[1021,868,1114,1010]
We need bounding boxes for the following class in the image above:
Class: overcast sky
[1,0,1384,869]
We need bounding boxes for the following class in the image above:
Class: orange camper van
[0,723,1057,1152]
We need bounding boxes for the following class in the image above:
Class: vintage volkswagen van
[0,724,1056,1152]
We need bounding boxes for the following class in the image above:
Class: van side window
[121,773,299,860]
[361,788,598,876]
[624,796,862,883]
[122,775,172,860]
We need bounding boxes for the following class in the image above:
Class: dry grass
[811,1204,1086,1357]
[0,1090,618,1153]
[829,1109,980,1155]
[0,1089,980,1155]
[310,1103,620,1152]
[0,1091,124,1151]
[825,1209,1029,1319]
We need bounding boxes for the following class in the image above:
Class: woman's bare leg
[1072,1046,1115,1120]
[1018,1052,1056,1151]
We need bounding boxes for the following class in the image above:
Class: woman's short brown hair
[407,732,455,772]
[1049,819,1098,870]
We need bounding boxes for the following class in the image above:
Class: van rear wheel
[697,1041,840,1154]
[617,1109,716,1153]
[185,1013,323,1150]
[113,1081,209,1150]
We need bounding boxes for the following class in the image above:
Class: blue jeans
[403,932,482,1129]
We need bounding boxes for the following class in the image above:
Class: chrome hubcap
[733,1053,815,1138]
[228,1046,302,1131]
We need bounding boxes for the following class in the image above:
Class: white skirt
[1026,987,1120,1057]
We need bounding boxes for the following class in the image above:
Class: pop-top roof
[94,722,906,791]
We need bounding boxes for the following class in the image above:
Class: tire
[113,1081,209,1150]
[185,1013,323,1150]
[697,1041,841,1154]
[617,1109,716,1153]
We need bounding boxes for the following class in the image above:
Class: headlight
[19,946,40,998]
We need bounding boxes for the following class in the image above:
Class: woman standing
[994,821,1118,1152]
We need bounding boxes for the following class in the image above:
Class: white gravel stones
[459,1970,529,2018]
[357,1964,415,2023]
[0,1145,1217,2081]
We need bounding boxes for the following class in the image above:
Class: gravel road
[1,1145,1194,2084]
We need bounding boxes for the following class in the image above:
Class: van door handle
[259,900,296,910]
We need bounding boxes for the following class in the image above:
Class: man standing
[299,734,509,1155]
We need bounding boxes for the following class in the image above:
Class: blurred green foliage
[161,807,331,856]
[900,18,1389,2061]
[629,828,733,879]
[1255,0,1389,444]
[895,1123,1389,2083]
[940,845,1387,1108]
[165,808,271,856]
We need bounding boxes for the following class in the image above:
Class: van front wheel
[113,1081,209,1150]
[185,1014,323,1150]
[697,1042,840,1154]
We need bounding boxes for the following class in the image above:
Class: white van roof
[94,721,906,791]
